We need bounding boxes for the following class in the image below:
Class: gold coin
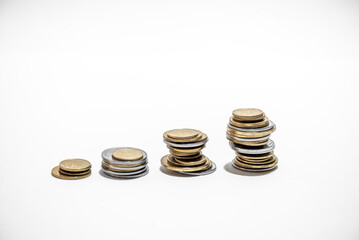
[170,149,202,157]
[174,152,202,160]
[230,117,269,128]
[232,108,264,122]
[164,131,208,143]
[102,159,146,168]
[101,164,145,173]
[52,166,91,180]
[227,137,269,146]
[166,129,199,140]
[59,159,91,172]
[233,156,278,169]
[112,148,143,161]
[168,145,204,154]
[227,125,275,139]
[169,155,207,167]
[236,156,276,165]
[59,169,91,176]
[161,154,212,172]
[236,152,273,161]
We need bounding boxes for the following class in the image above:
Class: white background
[0,0,359,239]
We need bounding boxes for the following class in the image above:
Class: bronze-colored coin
[230,116,269,128]
[168,145,204,154]
[59,169,91,176]
[236,152,273,161]
[227,137,269,146]
[102,158,147,168]
[233,156,278,169]
[174,152,202,160]
[59,159,91,172]
[170,149,203,157]
[112,148,143,161]
[52,166,91,180]
[236,156,276,165]
[101,163,145,173]
[164,131,208,143]
[161,154,212,172]
[169,155,207,167]
[227,125,275,139]
[232,108,264,122]
[166,129,199,140]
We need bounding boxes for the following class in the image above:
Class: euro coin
[59,159,91,172]
[112,148,143,161]
[232,108,264,122]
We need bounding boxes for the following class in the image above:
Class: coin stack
[101,147,149,178]
[161,128,216,176]
[51,159,92,180]
[227,108,278,172]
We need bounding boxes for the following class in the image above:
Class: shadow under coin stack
[51,159,92,180]
[227,108,278,172]
[101,147,149,178]
[161,129,216,176]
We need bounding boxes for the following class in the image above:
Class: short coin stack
[52,159,92,180]
[101,147,149,178]
[161,128,216,176]
[227,108,278,172]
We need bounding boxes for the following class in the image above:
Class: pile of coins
[161,128,216,176]
[52,159,92,180]
[101,147,149,178]
[227,108,278,172]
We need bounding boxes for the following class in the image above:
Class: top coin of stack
[227,108,278,172]
[52,159,92,180]
[161,128,216,176]
[101,147,149,178]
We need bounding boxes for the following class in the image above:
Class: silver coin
[101,166,149,178]
[102,147,147,165]
[226,133,270,142]
[229,140,275,154]
[231,160,277,172]
[228,120,275,132]
[163,139,208,149]
[101,160,147,172]
[101,167,150,179]
[179,162,216,176]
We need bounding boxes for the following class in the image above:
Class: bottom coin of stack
[52,159,92,180]
[101,147,149,178]
[227,108,278,172]
[161,128,216,176]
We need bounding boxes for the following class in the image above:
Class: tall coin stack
[161,128,216,176]
[101,147,149,178]
[227,108,278,172]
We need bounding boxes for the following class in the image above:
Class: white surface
[0,0,359,239]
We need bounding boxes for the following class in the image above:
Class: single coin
[228,120,274,132]
[170,149,203,157]
[229,139,268,146]
[59,169,91,176]
[112,148,143,161]
[179,162,217,176]
[161,154,212,172]
[236,152,273,161]
[102,147,147,165]
[102,164,147,174]
[163,139,208,148]
[230,117,269,128]
[174,152,202,160]
[101,167,149,179]
[52,166,91,180]
[232,108,264,122]
[229,140,275,154]
[233,156,278,169]
[231,161,277,172]
[59,159,91,172]
[226,133,270,142]
[164,131,208,143]
[102,161,147,172]
[227,125,275,138]
[166,129,199,140]
[102,158,147,168]
[168,145,204,154]
[236,156,276,165]
[169,155,207,167]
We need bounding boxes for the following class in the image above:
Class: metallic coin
[179,162,216,176]
[161,154,212,172]
[236,152,273,161]
[228,120,274,132]
[236,155,276,165]
[233,156,278,169]
[102,165,148,176]
[174,152,202,160]
[168,145,204,154]
[112,148,143,161]
[52,166,91,180]
[59,159,91,172]
[170,150,202,157]
[164,131,208,143]
[101,161,147,172]
[102,158,147,168]
[102,147,147,165]
[59,169,91,176]
[231,161,277,172]
[230,116,269,128]
[229,140,269,147]
[229,140,275,154]
[168,155,207,167]
[226,133,270,142]
[227,125,276,139]
[163,138,208,148]
[166,129,199,140]
[232,108,264,122]
[102,167,149,179]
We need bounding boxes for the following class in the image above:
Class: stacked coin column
[161,128,216,176]
[101,147,149,178]
[52,159,92,180]
[227,108,278,172]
